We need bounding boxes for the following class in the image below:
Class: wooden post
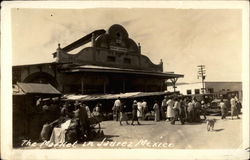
[161,79,165,92]
[122,79,125,93]
[103,80,106,94]
[81,76,84,94]
[170,78,178,92]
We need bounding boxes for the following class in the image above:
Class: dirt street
[20,115,242,149]
[97,115,242,149]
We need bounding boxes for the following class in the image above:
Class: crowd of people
[39,100,103,143]
[112,95,209,126]
[219,95,241,120]
[37,94,241,144]
[112,94,242,126]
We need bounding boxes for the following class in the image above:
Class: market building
[12,24,184,146]
[13,24,183,95]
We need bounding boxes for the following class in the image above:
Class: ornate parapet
[53,24,163,72]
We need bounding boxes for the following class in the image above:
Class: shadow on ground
[137,123,156,126]
[213,128,224,132]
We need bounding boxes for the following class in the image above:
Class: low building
[13,24,183,95]
[167,81,242,100]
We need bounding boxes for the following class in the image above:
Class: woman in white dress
[153,101,160,122]
[166,97,175,121]
[137,101,143,120]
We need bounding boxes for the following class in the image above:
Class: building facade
[167,81,242,99]
[13,24,183,95]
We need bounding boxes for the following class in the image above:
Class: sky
[11,8,242,83]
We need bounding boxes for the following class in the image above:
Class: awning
[14,82,61,95]
[13,84,25,95]
[62,91,170,101]
[60,65,184,79]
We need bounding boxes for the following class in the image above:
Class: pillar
[91,33,95,47]
[170,78,178,92]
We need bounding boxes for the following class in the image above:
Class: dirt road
[20,116,242,149]
[97,115,242,149]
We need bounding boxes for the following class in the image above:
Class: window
[208,88,214,93]
[107,56,116,62]
[194,89,200,94]
[187,90,192,95]
[123,58,131,64]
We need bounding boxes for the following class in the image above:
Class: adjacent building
[167,81,242,100]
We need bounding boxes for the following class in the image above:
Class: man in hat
[193,98,201,122]
[230,95,240,120]
[161,96,168,120]
[79,103,90,139]
[119,101,129,125]
[131,100,141,125]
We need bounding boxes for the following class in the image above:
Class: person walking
[85,105,91,118]
[92,103,102,117]
[131,100,141,125]
[200,100,207,120]
[179,97,186,124]
[160,96,167,120]
[187,99,194,123]
[153,100,160,122]
[219,99,227,119]
[230,96,240,120]
[236,100,242,115]
[166,96,175,122]
[119,103,129,125]
[141,99,148,120]
[60,103,69,117]
[235,95,242,116]
[113,97,122,121]
[193,98,201,122]
[137,101,143,120]
[182,97,188,121]
[171,97,181,125]
[79,103,90,140]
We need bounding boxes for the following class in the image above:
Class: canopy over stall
[13,82,61,96]
[62,91,177,102]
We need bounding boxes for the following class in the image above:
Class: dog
[206,119,216,131]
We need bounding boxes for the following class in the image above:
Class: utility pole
[197,65,206,94]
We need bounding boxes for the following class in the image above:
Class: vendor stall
[13,82,61,147]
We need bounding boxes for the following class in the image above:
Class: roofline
[204,81,242,83]
[175,81,242,85]
[13,62,56,68]
[61,67,184,78]
[12,62,72,68]
[52,29,106,55]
